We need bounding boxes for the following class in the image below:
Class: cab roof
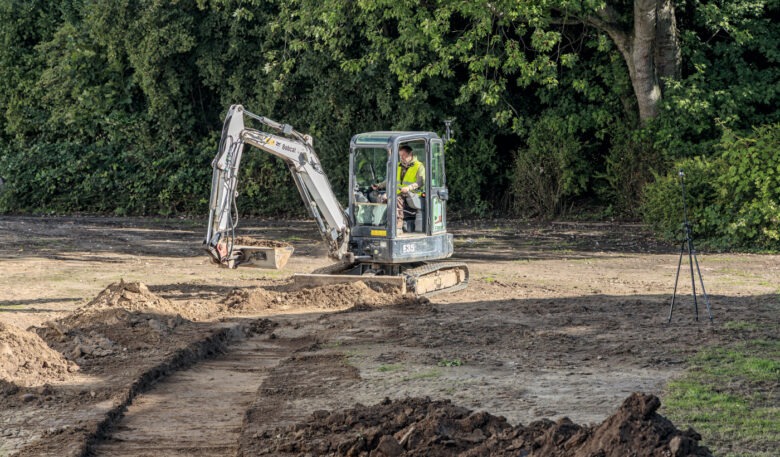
[351,131,441,147]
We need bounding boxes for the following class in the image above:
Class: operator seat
[402,194,425,233]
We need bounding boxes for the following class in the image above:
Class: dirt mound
[224,282,419,312]
[34,281,195,360]
[576,393,709,456]
[74,279,199,320]
[245,393,712,456]
[0,322,77,387]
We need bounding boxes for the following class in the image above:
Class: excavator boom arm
[205,105,350,265]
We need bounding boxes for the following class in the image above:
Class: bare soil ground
[0,216,778,456]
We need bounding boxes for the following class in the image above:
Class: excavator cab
[347,133,454,264]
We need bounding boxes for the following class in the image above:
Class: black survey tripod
[668,170,713,323]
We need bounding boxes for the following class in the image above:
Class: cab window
[431,141,444,188]
[353,147,388,227]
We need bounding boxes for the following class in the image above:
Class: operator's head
[399,145,413,165]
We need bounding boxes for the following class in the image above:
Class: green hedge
[642,124,780,251]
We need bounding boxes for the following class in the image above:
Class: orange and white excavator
[204,105,468,296]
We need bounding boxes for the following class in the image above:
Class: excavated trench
[85,326,715,457]
[90,330,292,456]
[2,280,421,456]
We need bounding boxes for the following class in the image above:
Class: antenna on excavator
[444,119,454,142]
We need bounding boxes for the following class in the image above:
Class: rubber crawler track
[309,261,469,296]
[404,261,470,297]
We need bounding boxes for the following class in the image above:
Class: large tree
[271,0,680,125]
[573,0,681,122]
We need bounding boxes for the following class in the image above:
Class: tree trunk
[591,0,681,124]
[631,0,662,122]
[654,0,682,85]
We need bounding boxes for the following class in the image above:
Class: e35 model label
[401,243,416,253]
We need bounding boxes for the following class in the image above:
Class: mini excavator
[204,105,468,296]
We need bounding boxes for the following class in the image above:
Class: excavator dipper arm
[204,105,350,266]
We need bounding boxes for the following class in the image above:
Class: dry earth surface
[0,215,777,456]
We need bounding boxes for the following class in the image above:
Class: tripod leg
[691,245,714,322]
[668,239,686,323]
[687,235,699,321]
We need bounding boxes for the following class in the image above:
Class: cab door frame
[427,138,447,235]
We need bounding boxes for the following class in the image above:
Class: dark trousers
[396,195,405,231]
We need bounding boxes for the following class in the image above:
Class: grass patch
[722,321,761,331]
[715,268,760,279]
[703,256,755,264]
[691,342,780,383]
[321,340,343,349]
[662,340,780,456]
[261,270,288,278]
[402,369,441,381]
[454,236,495,248]
[377,364,403,373]
[281,235,307,242]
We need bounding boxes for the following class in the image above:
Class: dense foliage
[0,0,776,248]
[643,123,779,250]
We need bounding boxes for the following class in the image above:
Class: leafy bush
[642,124,779,250]
[446,133,503,218]
[714,124,780,249]
[511,115,589,218]
[641,156,719,242]
[0,137,213,216]
[597,124,666,219]
[0,0,777,224]
[653,0,779,160]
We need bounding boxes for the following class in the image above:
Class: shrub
[714,124,780,249]
[597,125,667,219]
[511,115,589,218]
[641,157,719,242]
[642,124,779,250]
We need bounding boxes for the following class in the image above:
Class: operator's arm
[413,164,425,191]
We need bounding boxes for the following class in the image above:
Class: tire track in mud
[89,330,295,456]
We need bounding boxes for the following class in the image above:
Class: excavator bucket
[210,236,294,269]
[235,244,294,269]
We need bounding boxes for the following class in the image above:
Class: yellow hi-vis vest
[396,159,423,194]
